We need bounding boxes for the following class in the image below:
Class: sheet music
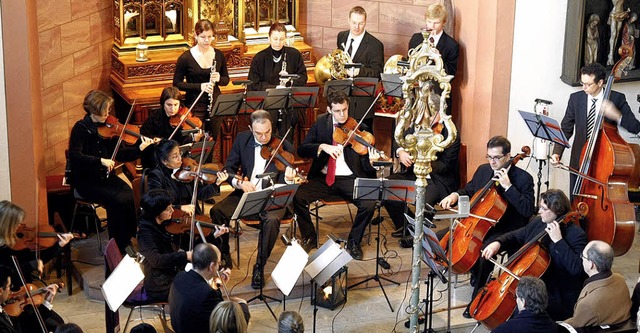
[304,243,342,279]
[272,241,308,296]
[101,255,144,312]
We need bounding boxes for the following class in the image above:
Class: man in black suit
[408,3,459,78]
[168,243,249,333]
[292,91,377,260]
[209,110,296,289]
[492,276,561,333]
[551,62,640,192]
[0,266,18,333]
[336,6,384,132]
[440,135,535,317]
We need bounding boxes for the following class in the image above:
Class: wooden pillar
[1,0,48,224]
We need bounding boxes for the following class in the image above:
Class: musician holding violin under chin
[209,110,296,289]
[481,189,587,321]
[0,200,74,332]
[67,90,154,253]
[292,90,377,260]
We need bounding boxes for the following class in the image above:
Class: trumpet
[207,53,218,114]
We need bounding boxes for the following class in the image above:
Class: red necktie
[326,124,337,186]
[429,36,435,44]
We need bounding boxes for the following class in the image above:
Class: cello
[439,146,530,274]
[467,203,588,330]
[568,57,636,256]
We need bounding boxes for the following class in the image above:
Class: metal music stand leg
[246,218,281,321]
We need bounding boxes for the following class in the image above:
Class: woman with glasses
[173,19,230,141]
[482,189,587,321]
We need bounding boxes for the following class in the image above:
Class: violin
[172,157,222,184]
[4,282,64,317]
[333,117,376,156]
[439,146,531,274]
[169,106,203,130]
[13,224,79,251]
[97,115,158,145]
[260,136,308,183]
[468,204,588,330]
[164,211,235,236]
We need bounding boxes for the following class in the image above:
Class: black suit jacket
[169,269,223,333]
[492,309,560,333]
[553,90,640,170]
[248,46,308,91]
[337,31,384,120]
[147,165,220,210]
[298,113,376,180]
[458,163,535,235]
[0,310,17,333]
[408,31,459,77]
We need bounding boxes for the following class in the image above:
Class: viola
[97,115,159,145]
[468,204,588,330]
[169,106,203,130]
[439,146,531,274]
[164,211,234,236]
[4,282,64,317]
[172,157,222,184]
[333,117,376,156]
[13,223,79,252]
[259,136,308,183]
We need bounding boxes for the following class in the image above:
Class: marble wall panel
[70,0,103,20]
[378,3,425,37]
[62,71,92,109]
[60,16,92,56]
[45,111,70,148]
[90,8,114,43]
[39,27,62,65]
[37,0,72,31]
[41,55,74,90]
[42,84,64,120]
[331,1,379,33]
[321,27,342,50]
[73,44,101,76]
[301,0,332,27]
[67,104,86,132]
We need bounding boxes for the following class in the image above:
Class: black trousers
[209,190,283,266]
[74,174,137,253]
[292,175,376,244]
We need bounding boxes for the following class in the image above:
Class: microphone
[233,80,252,85]
[534,98,553,105]
[279,74,300,78]
[255,172,276,179]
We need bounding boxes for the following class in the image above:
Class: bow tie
[253,142,262,148]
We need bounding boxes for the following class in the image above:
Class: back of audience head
[583,240,614,274]
[209,301,247,333]
[515,276,548,315]
[278,311,304,333]
[54,323,84,333]
[130,323,157,333]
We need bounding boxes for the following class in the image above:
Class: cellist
[439,135,535,318]
[481,189,587,321]
[550,63,640,192]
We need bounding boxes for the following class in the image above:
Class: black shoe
[251,264,263,289]
[221,253,233,269]
[462,304,472,319]
[370,216,384,225]
[391,228,405,238]
[399,236,412,248]
[347,240,363,260]
[301,235,318,252]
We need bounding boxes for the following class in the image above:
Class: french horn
[313,49,353,85]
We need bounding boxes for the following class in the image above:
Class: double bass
[439,147,530,274]
[569,59,636,256]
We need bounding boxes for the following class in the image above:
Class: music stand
[181,139,214,162]
[230,187,274,268]
[381,73,403,98]
[208,92,244,118]
[348,177,415,312]
[305,237,353,333]
[518,110,571,149]
[323,79,352,98]
[263,88,290,111]
[239,91,268,115]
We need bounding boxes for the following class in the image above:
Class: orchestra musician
[67,90,153,253]
[0,265,18,333]
[140,86,204,169]
[168,243,249,333]
[481,189,587,321]
[173,19,230,141]
[248,22,308,141]
[439,136,535,317]
[563,240,631,328]
[292,91,377,260]
[337,6,384,132]
[0,200,73,332]
[550,63,640,191]
[408,3,459,77]
[209,110,296,289]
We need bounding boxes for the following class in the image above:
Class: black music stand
[323,79,352,97]
[239,91,268,115]
[208,92,244,118]
[230,187,274,268]
[348,177,415,312]
[381,73,403,98]
[180,139,215,162]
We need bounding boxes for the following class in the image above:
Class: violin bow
[10,256,48,333]
[168,90,206,141]
[107,100,136,178]
[261,127,292,175]
[188,132,209,251]
[342,91,383,145]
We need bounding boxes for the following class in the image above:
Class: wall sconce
[312,266,348,310]
[135,38,148,62]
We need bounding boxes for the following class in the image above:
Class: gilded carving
[129,63,177,77]
[111,57,125,77]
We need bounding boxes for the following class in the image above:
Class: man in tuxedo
[337,6,384,132]
[551,62,640,192]
[168,243,249,333]
[0,266,18,333]
[209,110,296,289]
[292,91,377,260]
[408,3,459,78]
[440,135,535,317]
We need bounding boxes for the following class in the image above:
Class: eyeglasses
[485,154,505,162]
[580,253,590,261]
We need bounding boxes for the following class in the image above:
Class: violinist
[67,90,154,253]
[481,189,587,321]
[0,265,18,332]
[173,19,230,141]
[0,201,73,332]
[292,91,377,260]
[210,110,296,289]
[439,136,534,317]
[550,63,640,192]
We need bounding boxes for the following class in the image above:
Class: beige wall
[38,0,113,175]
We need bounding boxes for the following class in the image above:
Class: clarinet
[207,52,218,115]
[278,52,289,88]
